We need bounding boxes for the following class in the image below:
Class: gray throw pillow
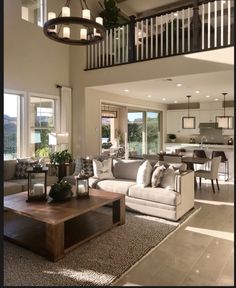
[151,165,166,187]
[160,165,176,190]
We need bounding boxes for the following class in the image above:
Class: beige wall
[4,0,69,96]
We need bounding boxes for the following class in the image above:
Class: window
[30,96,57,158]
[21,0,47,27]
[4,93,23,160]
[128,110,161,156]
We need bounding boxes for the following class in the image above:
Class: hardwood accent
[4,188,125,262]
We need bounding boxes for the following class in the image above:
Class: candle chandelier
[43,0,106,45]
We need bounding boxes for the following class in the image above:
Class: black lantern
[76,172,89,198]
[26,167,48,202]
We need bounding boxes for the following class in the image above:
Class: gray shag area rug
[4,206,200,286]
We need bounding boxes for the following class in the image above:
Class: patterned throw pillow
[72,157,83,176]
[93,158,114,179]
[15,159,37,179]
[151,165,166,187]
[81,158,94,177]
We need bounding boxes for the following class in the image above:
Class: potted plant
[168,134,176,143]
[49,149,73,181]
[98,0,128,30]
[49,179,73,202]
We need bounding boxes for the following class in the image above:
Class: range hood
[198,122,220,129]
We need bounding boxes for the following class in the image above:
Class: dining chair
[193,149,208,169]
[212,151,229,181]
[194,156,221,193]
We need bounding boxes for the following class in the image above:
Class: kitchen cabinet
[166,109,200,135]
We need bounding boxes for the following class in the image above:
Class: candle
[78,184,85,193]
[80,28,87,40]
[47,12,57,34]
[82,9,90,20]
[63,27,70,38]
[62,6,70,17]
[48,12,56,20]
[33,183,44,195]
[96,17,103,25]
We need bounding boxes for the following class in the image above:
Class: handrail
[85,0,234,70]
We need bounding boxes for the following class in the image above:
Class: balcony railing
[85,0,234,70]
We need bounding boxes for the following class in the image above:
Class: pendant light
[182,95,196,129]
[101,104,117,118]
[216,93,233,129]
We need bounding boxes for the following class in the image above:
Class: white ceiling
[91,70,234,104]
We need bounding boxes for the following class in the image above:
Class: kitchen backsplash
[167,133,233,144]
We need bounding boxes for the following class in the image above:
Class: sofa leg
[211,180,215,193]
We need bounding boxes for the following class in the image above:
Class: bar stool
[193,149,208,170]
[211,151,229,181]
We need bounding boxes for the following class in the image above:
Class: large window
[30,96,57,158]
[21,0,47,27]
[128,110,161,156]
[4,93,22,160]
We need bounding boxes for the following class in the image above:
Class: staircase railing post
[128,15,136,62]
[191,0,202,51]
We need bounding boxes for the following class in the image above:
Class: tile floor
[114,178,234,286]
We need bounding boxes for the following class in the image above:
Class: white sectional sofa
[88,159,195,221]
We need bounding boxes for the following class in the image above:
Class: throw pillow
[151,165,166,187]
[93,158,114,179]
[160,165,177,190]
[15,159,37,179]
[72,157,83,176]
[81,158,94,177]
[136,160,152,187]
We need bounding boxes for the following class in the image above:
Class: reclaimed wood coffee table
[4,188,125,262]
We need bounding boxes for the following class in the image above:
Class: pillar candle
[62,7,70,17]
[82,9,90,20]
[63,27,70,38]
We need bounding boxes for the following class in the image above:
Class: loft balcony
[85,0,234,71]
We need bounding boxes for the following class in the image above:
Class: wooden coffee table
[4,188,125,262]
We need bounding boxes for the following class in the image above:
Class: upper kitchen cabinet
[166,109,200,135]
[199,102,222,123]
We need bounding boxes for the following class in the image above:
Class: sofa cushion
[128,185,181,206]
[113,159,143,180]
[151,165,166,187]
[4,182,22,196]
[160,165,180,190]
[136,160,152,187]
[9,179,29,191]
[93,158,114,179]
[4,160,17,181]
[96,179,136,195]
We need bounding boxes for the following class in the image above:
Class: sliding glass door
[128,110,161,156]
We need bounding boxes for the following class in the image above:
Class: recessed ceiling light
[195,90,200,94]
[206,95,210,98]
[162,98,166,101]
[147,95,152,98]
[174,100,178,103]
[124,89,129,92]
[176,83,182,87]
[214,98,219,101]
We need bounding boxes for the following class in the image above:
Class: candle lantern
[76,171,89,198]
[26,166,48,202]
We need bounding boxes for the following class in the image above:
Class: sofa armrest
[176,170,194,208]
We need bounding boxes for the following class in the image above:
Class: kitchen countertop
[164,143,234,149]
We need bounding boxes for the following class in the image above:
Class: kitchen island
[164,143,234,181]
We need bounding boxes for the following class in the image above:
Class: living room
[3,0,234,286]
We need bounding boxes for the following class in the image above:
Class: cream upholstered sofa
[71,157,193,221]
[4,159,58,196]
